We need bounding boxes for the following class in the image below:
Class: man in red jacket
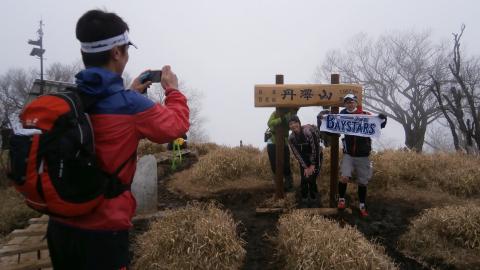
[46,10,189,270]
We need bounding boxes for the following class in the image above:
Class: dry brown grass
[276,210,397,270]
[169,175,272,199]
[0,187,39,239]
[134,202,246,270]
[137,139,167,156]
[398,204,480,268]
[258,192,298,209]
[186,146,271,186]
[169,145,479,204]
[189,142,220,156]
[372,150,480,196]
[167,146,274,198]
[0,150,10,188]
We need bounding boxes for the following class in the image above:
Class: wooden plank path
[0,215,51,270]
[0,213,167,270]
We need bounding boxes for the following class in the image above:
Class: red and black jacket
[53,67,189,231]
[340,108,372,157]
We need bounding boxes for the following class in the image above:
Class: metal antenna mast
[28,20,46,94]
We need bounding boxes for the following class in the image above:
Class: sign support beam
[330,74,340,208]
[274,74,285,200]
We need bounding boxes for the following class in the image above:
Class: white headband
[80,31,136,53]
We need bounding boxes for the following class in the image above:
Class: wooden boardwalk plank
[1,258,51,270]
[0,243,48,258]
[5,236,28,246]
[9,230,45,238]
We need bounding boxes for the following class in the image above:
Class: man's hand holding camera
[131,70,152,94]
[160,65,178,91]
[131,65,179,94]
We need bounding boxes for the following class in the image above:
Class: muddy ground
[130,159,452,270]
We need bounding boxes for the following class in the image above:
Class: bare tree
[1,61,84,129]
[122,71,133,89]
[184,88,208,142]
[146,81,207,142]
[0,68,36,128]
[45,61,82,83]
[430,25,480,154]
[317,31,447,151]
[424,120,456,152]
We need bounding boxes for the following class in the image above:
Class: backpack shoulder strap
[64,86,99,112]
[112,151,137,177]
[104,151,137,198]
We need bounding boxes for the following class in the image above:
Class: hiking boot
[300,196,309,208]
[309,192,319,202]
[359,206,369,218]
[337,198,346,210]
[309,192,320,207]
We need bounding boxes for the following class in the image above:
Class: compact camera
[139,70,162,83]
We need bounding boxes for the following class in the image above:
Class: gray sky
[1,0,479,148]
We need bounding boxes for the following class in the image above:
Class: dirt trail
[150,181,435,270]
[211,190,283,270]
[132,154,442,270]
[344,195,430,270]
[213,190,435,270]
[154,181,282,270]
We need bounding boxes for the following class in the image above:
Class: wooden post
[274,74,285,199]
[330,74,340,208]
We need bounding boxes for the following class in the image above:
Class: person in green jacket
[266,108,298,191]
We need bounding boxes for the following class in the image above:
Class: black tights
[338,181,367,204]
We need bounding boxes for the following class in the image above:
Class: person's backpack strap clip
[264,128,272,142]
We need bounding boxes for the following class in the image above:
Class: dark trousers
[267,143,292,177]
[299,166,319,198]
[47,220,130,270]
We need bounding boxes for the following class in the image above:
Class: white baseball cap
[343,94,358,103]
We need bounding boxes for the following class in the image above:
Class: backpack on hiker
[7,87,133,217]
[264,128,272,142]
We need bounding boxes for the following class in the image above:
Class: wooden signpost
[255,74,362,208]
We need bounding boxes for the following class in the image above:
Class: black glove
[317,110,330,127]
[378,113,387,128]
[317,110,331,119]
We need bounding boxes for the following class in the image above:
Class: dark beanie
[288,115,301,125]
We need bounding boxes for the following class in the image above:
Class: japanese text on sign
[254,84,363,107]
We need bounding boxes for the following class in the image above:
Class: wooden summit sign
[254,84,363,108]
[254,75,363,208]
